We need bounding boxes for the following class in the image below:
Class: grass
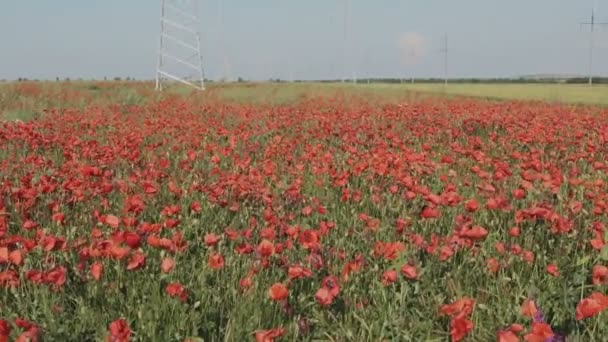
[1,110,41,121]
[208,82,608,106]
[0,81,162,121]
[3,81,607,118]
[359,83,608,106]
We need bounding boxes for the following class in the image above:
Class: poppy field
[1,82,608,341]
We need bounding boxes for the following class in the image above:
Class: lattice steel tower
[156,0,206,91]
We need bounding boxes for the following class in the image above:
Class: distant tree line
[563,77,608,84]
[308,77,608,84]
[9,77,608,85]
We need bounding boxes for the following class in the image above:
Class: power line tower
[156,0,206,91]
[580,8,608,86]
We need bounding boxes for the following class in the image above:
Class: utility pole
[342,0,356,84]
[289,57,294,83]
[407,48,416,84]
[581,9,608,86]
[441,33,448,87]
[218,0,230,82]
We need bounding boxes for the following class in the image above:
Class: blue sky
[1,0,607,80]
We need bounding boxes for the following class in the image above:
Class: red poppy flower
[523,322,553,342]
[509,227,520,237]
[235,243,254,255]
[450,314,473,342]
[0,320,11,342]
[592,265,608,286]
[302,206,313,216]
[126,252,145,271]
[460,226,488,240]
[166,282,188,302]
[287,265,312,280]
[522,251,534,264]
[14,319,36,331]
[495,242,506,254]
[374,241,406,260]
[513,188,526,199]
[439,246,454,261]
[0,248,8,264]
[299,230,320,250]
[486,258,500,274]
[381,269,398,286]
[142,182,157,194]
[546,263,559,277]
[321,276,340,297]
[509,324,524,333]
[91,262,103,281]
[497,329,519,342]
[52,212,65,225]
[22,220,39,230]
[268,283,288,301]
[465,199,479,212]
[575,292,608,320]
[315,287,334,306]
[510,244,522,255]
[441,297,475,317]
[45,266,67,288]
[240,277,253,291]
[110,245,130,260]
[203,233,221,247]
[208,253,225,270]
[420,206,441,219]
[16,326,40,342]
[41,235,65,252]
[107,318,131,342]
[254,327,285,342]
[105,215,120,229]
[400,264,418,280]
[160,257,175,273]
[190,201,202,213]
[123,232,141,249]
[257,240,275,258]
[520,299,538,318]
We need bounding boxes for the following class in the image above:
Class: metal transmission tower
[156,0,205,91]
[580,9,608,87]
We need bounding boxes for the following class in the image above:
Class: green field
[2,81,608,341]
[2,81,608,123]
[358,83,608,106]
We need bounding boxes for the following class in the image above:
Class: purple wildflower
[533,309,545,323]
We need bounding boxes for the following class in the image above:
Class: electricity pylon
[156,0,205,91]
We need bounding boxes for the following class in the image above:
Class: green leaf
[576,255,591,266]
[600,245,608,261]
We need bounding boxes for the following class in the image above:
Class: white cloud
[398,32,428,65]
